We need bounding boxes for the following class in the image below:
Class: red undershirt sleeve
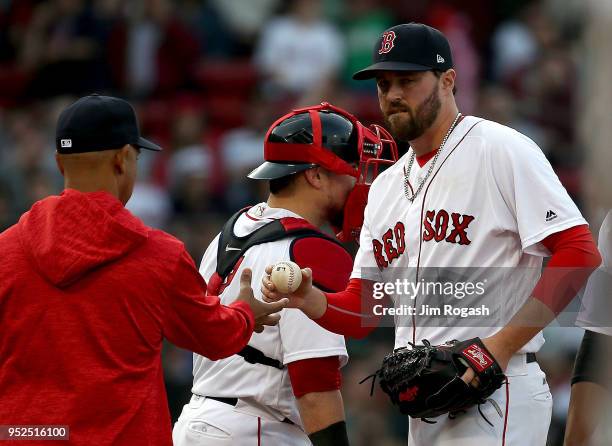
[287,356,342,398]
[316,278,384,339]
[532,224,602,315]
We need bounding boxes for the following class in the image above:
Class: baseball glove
[362,338,505,424]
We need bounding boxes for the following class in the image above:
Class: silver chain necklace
[403,112,462,202]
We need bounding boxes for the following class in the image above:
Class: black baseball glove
[364,338,506,424]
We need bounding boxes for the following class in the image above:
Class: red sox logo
[378,31,396,54]
[399,385,419,402]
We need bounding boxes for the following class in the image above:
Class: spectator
[218,95,280,209]
[254,0,344,97]
[126,180,172,228]
[107,0,199,97]
[169,146,214,216]
[166,102,221,216]
[427,3,480,114]
[491,11,538,82]
[342,0,393,89]
[175,0,234,57]
[20,0,111,97]
[0,181,15,231]
[208,0,281,55]
[476,85,549,153]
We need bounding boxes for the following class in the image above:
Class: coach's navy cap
[56,94,163,154]
[353,23,454,80]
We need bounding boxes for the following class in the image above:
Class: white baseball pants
[408,353,553,445]
[173,395,311,446]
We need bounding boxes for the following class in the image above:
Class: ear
[441,69,456,95]
[303,167,324,190]
[55,153,65,176]
[113,145,131,176]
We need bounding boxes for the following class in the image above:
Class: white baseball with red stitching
[270,261,302,294]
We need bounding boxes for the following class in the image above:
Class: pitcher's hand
[261,266,327,319]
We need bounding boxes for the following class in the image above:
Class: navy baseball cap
[56,94,163,154]
[352,23,453,80]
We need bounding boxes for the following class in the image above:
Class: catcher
[173,103,397,445]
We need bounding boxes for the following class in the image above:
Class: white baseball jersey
[352,116,587,351]
[576,210,612,335]
[191,203,348,425]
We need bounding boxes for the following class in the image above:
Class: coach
[0,95,286,445]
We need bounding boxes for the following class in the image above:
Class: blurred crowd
[0,0,592,444]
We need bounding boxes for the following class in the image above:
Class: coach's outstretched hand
[235,268,288,333]
[261,266,328,319]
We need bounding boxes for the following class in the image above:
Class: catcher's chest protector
[207,207,335,295]
[206,207,337,369]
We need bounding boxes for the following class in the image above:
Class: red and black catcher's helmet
[248,102,398,242]
[248,102,362,180]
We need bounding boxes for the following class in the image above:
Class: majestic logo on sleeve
[422,210,475,245]
[372,222,405,269]
[378,31,396,54]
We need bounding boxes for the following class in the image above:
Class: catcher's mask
[248,102,398,242]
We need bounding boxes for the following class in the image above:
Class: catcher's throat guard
[330,106,399,243]
[355,118,399,187]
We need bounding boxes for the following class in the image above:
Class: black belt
[203,395,295,425]
[206,396,238,406]
[526,352,537,363]
[237,345,284,370]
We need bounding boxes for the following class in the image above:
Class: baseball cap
[352,23,453,80]
[56,94,163,154]
[248,103,359,180]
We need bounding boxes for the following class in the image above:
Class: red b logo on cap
[379,31,396,54]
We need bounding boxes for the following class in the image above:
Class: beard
[383,83,442,142]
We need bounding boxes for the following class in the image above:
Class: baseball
[270,261,302,294]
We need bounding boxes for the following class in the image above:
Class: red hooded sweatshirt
[0,189,255,445]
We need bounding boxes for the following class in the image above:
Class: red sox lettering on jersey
[372,211,475,270]
[372,222,405,269]
[422,210,475,245]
